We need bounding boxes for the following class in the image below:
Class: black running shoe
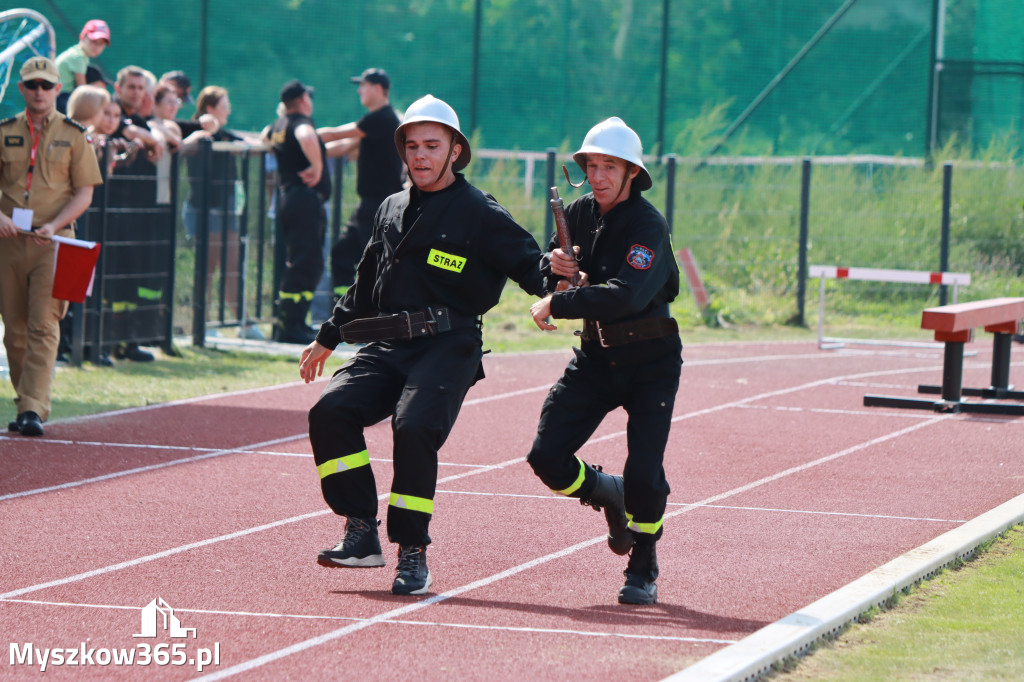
[391,545,432,595]
[317,517,385,568]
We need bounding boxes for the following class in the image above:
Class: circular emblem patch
[626,244,654,270]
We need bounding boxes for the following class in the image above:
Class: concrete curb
[663,492,1024,682]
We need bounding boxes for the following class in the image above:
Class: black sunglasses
[23,80,56,91]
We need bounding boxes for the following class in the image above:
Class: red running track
[2,341,1023,680]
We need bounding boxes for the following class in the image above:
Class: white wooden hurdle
[809,265,972,349]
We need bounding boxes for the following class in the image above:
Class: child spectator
[55,19,111,113]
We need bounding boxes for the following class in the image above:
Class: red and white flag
[51,236,101,303]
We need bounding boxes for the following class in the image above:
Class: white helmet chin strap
[562,164,587,189]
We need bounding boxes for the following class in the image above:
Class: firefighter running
[528,117,682,605]
[300,95,574,595]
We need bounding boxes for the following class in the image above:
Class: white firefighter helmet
[394,94,471,172]
[572,117,652,191]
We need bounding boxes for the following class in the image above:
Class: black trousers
[330,196,385,292]
[308,329,484,546]
[527,335,682,536]
[278,185,326,294]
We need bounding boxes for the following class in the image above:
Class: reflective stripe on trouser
[527,336,681,537]
[551,456,587,496]
[307,332,484,547]
[626,512,664,536]
[317,450,370,478]
[278,290,313,303]
[389,492,434,515]
[137,286,162,301]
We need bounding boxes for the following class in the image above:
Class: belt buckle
[401,310,414,339]
[429,306,452,334]
[593,320,609,348]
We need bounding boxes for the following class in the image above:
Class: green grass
[0,345,302,421]
[774,525,1024,681]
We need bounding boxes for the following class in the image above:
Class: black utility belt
[280,183,328,200]
[579,317,679,348]
[339,306,480,344]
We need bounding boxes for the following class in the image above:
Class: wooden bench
[864,297,1024,415]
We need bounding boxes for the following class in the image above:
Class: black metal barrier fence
[65,139,347,366]
[68,143,178,366]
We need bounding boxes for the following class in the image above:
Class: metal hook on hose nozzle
[562,164,587,189]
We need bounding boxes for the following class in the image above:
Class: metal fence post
[939,161,952,306]
[163,152,179,355]
[192,138,212,347]
[88,143,111,366]
[795,157,812,327]
[237,150,252,327]
[255,151,268,320]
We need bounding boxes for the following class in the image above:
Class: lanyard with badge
[12,113,42,230]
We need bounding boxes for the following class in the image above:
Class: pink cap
[80,19,111,44]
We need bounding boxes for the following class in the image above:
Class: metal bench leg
[991,332,1011,391]
[940,341,964,404]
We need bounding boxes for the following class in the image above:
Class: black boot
[618,533,658,605]
[317,517,385,568]
[273,298,317,345]
[579,464,632,556]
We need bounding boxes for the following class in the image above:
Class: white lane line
[195,415,949,680]
[0,435,308,503]
[669,502,965,524]
[48,380,315,425]
[434,489,967,524]
[737,404,940,419]
[250,451,498,468]
[0,456,527,600]
[0,509,326,599]
[0,383,552,502]
[0,598,737,645]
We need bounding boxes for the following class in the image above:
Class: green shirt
[55,43,88,92]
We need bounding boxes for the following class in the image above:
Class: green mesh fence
[2,0,1021,157]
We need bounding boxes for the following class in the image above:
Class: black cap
[85,65,113,87]
[160,70,194,104]
[280,79,314,103]
[349,68,389,90]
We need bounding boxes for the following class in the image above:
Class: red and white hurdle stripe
[808,265,971,287]
[810,265,971,350]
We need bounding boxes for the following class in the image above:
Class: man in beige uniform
[0,57,101,437]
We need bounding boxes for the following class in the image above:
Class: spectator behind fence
[181,86,264,332]
[104,65,167,363]
[60,88,158,365]
[59,85,113,365]
[0,57,102,436]
[318,68,404,301]
[54,19,111,113]
[264,80,330,344]
[159,70,216,139]
[85,65,112,90]
[149,83,183,207]
[149,84,183,152]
